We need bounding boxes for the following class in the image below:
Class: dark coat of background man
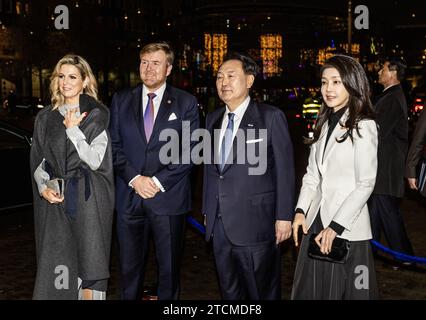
[368,58,414,261]
[6,90,17,115]
[203,52,295,300]
[405,108,426,197]
[109,42,199,300]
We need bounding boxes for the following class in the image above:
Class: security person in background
[368,58,414,264]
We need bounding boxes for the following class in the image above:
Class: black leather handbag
[308,234,350,264]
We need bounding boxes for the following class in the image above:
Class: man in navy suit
[202,52,295,299]
[109,42,199,300]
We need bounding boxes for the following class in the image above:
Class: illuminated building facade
[204,33,227,74]
[260,34,282,78]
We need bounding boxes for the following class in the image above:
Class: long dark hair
[306,54,375,144]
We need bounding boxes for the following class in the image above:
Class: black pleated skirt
[291,214,379,300]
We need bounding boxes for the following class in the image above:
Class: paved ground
[0,190,425,300]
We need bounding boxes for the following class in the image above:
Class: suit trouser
[368,194,414,256]
[212,216,281,300]
[117,207,185,300]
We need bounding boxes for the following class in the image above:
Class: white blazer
[296,111,378,241]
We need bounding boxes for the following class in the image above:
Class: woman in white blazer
[291,55,379,299]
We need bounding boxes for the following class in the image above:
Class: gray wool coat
[30,94,114,299]
[405,109,426,197]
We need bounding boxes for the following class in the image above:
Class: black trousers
[212,216,281,300]
[368,194,414,256]
[117,207,186,300]
[81,279,107,291]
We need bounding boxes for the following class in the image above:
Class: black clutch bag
[308,233,350,264]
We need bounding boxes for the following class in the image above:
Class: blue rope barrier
[186,215,426,265]
[370,240,426,265]
[186,215,206,234]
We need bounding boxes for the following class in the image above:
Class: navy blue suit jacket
[109,84,199,216]
[202,100,295,246]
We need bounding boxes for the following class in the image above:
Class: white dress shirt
[217,96,251,160]
[141,82,167,122]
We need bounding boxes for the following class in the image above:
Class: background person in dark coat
[6,90,17,115]
[109,42,199,300]
[405,108,426,197]
[203,52,295,300]
[30,55,114,300]
[368,58,414,259]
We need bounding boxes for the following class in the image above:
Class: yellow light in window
[204,33,227,74]
[260,34,283,77]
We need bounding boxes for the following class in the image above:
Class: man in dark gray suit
[202,52,295,299]
[405,108,426,197]
[368,58,414,263]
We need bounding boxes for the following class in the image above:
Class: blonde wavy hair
[50,54,99,109]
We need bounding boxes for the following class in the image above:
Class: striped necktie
[219,113,235,171]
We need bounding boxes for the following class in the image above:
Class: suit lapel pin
[247,123,254,127]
